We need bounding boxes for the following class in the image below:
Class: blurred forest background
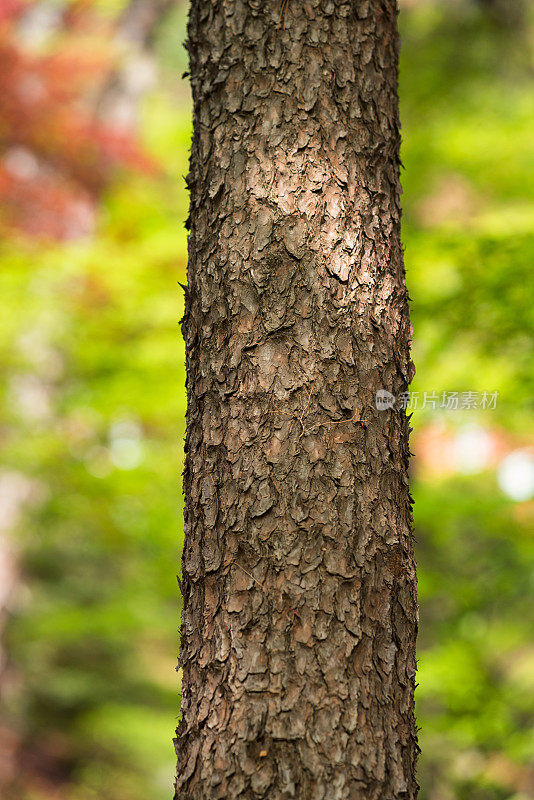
[0,0,533,798]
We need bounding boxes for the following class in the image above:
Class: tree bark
[175,1,418,798]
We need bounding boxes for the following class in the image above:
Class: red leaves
[0,0,155,239]
[0,0,27,25]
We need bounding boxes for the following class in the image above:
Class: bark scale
[175,1,418,798]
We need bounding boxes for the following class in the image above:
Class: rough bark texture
[175,1,418,798]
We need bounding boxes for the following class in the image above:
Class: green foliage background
[1,2,533,799]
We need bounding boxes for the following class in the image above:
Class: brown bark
[175,1,418,798]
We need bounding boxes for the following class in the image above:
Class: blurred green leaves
[399,3,534,797]
[0,86,188,797]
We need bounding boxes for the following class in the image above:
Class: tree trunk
[175,1,418,798]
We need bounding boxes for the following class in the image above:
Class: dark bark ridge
[176,1,418,798]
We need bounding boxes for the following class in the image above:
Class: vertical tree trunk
[176,1,418,798]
